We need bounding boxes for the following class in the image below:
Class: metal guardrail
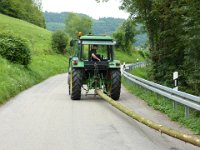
[123,62,200,117]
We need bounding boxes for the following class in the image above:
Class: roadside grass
[130,66,149,80]
[0,55,68,104]
[115,50,145,64]
[122,73,200,134]
[0,14,69,104]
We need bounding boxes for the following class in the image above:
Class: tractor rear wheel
[71,69,82,100]
[107,69,121,100]
[68,73,70,95]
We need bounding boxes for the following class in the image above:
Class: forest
[111,0,200,95]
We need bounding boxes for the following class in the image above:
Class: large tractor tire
[107,69,121,100]
[70,69,82,100]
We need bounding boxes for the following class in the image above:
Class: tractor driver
[90,44,101,61]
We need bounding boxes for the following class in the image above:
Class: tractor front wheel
[70,69,82,100]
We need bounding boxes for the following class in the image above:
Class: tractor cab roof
[80,35,116,45]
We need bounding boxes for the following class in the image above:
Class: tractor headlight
[72,57,78,65]
[72,60,78,65]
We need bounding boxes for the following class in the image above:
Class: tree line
[0,0,45,28]
[44,11,125,34]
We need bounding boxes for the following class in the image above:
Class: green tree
[181,0,200,94]
[99,0,200,94]
[113,19,136,53]
[65,13,92,37]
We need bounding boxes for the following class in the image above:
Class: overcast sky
[41,0,129,19]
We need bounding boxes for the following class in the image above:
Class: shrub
[0,33,31,66]
[52,30,69,54]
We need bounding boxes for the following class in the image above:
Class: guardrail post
[173,101,177,110]
[185,106,190,118]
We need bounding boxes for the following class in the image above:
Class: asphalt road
[0,74,199,150]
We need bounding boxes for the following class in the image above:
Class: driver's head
[93,44,98,49]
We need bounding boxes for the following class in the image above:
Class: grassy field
[0,55,68,103]
[125,66,200,134]
[0,14,68,104]
[0,14,52,54]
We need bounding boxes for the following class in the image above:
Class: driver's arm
[91,53,101,61]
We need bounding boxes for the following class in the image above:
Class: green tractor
[68,34,121,100]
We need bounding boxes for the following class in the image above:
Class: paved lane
[0,74,198,150]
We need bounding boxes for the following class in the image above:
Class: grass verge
[130,66,149,80]
[122,77,200,134]
[0,14,69,104]
[115,50,145,64]
[0,54,68,104]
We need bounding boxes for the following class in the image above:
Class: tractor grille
[84,61,108,70]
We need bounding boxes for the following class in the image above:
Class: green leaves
[113,19,136,53]
[65,13,92,38]
[120,0,200,94]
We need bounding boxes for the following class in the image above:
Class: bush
[138,50,150,59]
[52,30,69,54]
[0,33,31,66]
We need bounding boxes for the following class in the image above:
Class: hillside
[0,13,145,104]
[44,11,90,31]
[93,17,124,34]
[0,14,51,54]
[0,14,68,103]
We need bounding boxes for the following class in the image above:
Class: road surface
[0,74,198,150]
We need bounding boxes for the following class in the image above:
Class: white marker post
[173,71,178,110]
[121,62,126,74]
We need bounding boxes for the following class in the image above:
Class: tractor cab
[80,36,118,70]
[68,34,121,100]
[80,35,115,60]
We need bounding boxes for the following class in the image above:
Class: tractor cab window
[80,44,88,60]
[81,44,113,61]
